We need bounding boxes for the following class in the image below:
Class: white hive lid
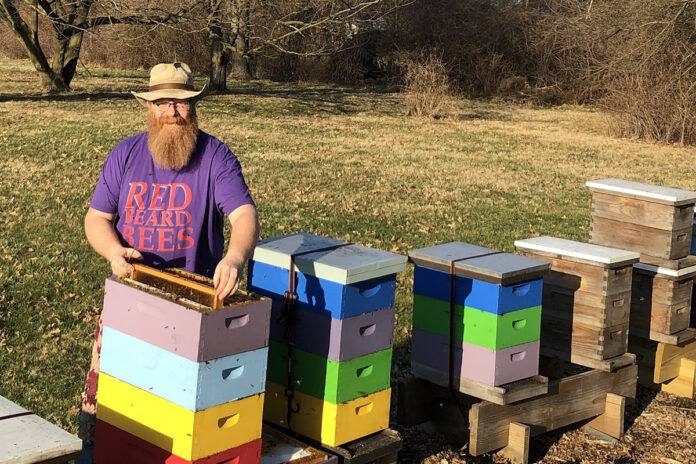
[252,232,407,285]
[515,236,640,268]
[633,262,696,280]
[586,178,696,206]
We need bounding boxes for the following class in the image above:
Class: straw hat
[131,62,208,104]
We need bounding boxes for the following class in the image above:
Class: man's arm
[84,207,143,277]
[213,203,260,299]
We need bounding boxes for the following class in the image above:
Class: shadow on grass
[0,82,398,117]
[0,91,133,103]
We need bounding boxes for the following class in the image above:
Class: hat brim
[132,85,209,106]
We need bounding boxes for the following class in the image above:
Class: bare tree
[200,0,413,90]
[0,0,187,92]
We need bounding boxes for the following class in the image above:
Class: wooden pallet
[397,362,637,464]
[629,333,696,398]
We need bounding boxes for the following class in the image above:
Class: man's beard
[147,110,199,171]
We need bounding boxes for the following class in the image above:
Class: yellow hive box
[264,381,390,447]
[97,373,263,461]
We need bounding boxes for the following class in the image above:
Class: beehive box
[515,236,639,368]
[264,382,391,447]
[248,233,406,318]
[408,242,549,392]
[97,265,271,463]
[587,178,696,262]
[266,341,392,404]
[100,327,268,411]
[102,273,271,362]
[268,301,394,362]
[631,263,696,337]
[97,373,264,461]
[411,328,540,387]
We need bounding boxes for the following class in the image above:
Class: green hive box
[413,293,465,340]
[463,305,541,350]
[267,340,392,404]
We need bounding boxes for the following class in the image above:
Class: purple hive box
[411,328,539,387]
[269,300,395,361]
[101,278,271,362]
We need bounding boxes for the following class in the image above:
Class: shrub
[399,51,452,117]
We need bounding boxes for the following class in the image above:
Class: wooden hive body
[631,263,696,337]
[515,237,639,369]
[587,178,696,261]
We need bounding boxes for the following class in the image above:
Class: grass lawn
[1,57,695,463]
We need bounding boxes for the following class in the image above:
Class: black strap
[0,411,34,421]
[279,242,352,428]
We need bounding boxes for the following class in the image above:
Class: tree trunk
[52,28,85,88]
[0,0,69,92]
[209,25,229,91]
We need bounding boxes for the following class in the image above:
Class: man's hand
[109,247,143,277]
[213,255,245,299]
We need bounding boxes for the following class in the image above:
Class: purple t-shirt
[90,131,254,277]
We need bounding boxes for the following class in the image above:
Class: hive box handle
[355,402,374,416]
[360,324,376,336]
[225,314,250,329]
[218,413,240,429]
[222,366,244,380]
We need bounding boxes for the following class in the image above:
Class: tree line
[2,0,696,144]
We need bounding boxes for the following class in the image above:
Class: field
[1,57,695,463]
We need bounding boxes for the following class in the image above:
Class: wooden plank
[586,178,696,206]
[591,191,693,231]
[132,263,223,309]
[497,422,530,464]
[630,327,696,345]
[0,412,82,464]
[584,393,625,439]
[514,237,640,268]
[661,358,696,398]
[468,364,638,456]
[655,337,696,383]
[321,429,402,464]
[411,362,548,405]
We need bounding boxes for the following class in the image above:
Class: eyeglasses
[153,100,191,111]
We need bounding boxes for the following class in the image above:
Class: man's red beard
[147,110,199,171]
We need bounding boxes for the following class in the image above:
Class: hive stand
[397,362,637,464]
[469,365,635,464]
[630,333,696,399]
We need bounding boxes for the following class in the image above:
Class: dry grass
[1,58,695,463]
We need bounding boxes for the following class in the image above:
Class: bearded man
[78,62,258,462]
